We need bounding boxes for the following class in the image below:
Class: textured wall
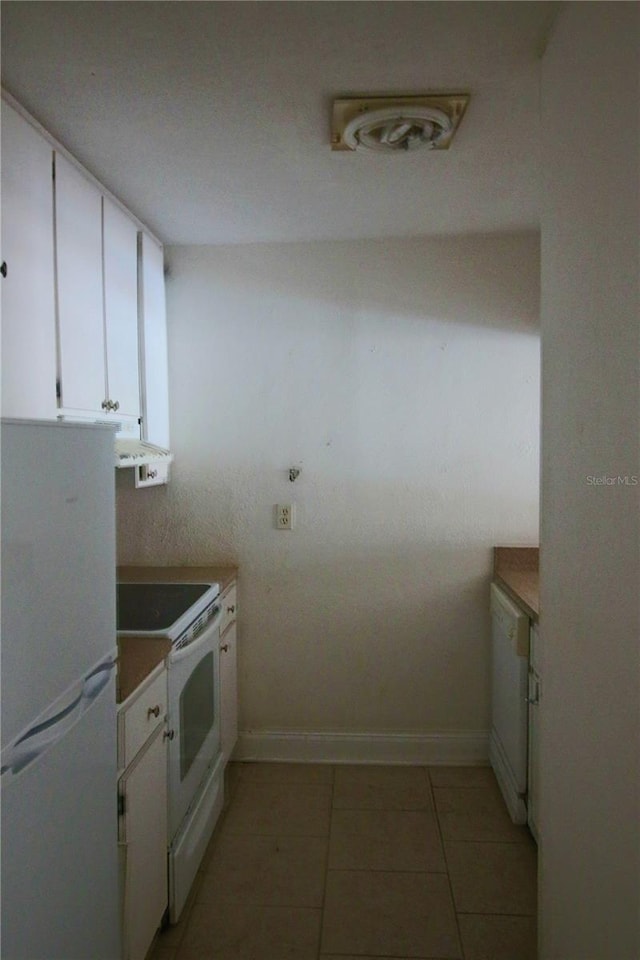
[539,5,640,957]
[116,233,540,743]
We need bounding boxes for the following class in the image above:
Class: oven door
[166,606,223,840]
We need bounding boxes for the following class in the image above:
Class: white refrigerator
[1,419,121,960]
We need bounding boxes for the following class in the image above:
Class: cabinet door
[139,232,169,447]
[119,725,168,960]
[1,102,57,419]
[103,197,140,418]
[220,620,238,762]
[136,232,171,486]
[55,152,106,415]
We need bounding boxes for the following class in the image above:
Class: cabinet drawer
[119,669,167,769]
[219,584,237,636]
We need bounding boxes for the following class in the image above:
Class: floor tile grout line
[318,956,459,960]
[222,832,331,838]
[318,955,456,960]
[324,866,450,876]
[318,763,335,960]
[456,909,538,918]
[332,806,436,811]
[426,765,466,960]
[444,838,533,845]
[331,806,439,811]
[195,897,325,910]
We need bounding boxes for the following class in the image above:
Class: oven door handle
[168,606,224,664]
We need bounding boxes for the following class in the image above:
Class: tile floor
[150,762,537,960]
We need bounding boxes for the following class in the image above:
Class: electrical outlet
[276,504,295,530]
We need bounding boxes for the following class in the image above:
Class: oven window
[179,651,215,782]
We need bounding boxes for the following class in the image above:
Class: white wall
[117,232,540,760]
[539,5,640,958]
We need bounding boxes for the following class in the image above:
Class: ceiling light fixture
[331,94,469,154]
[343,105,451,152]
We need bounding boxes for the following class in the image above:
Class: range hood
[114,437,174,469]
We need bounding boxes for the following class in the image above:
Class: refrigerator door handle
[1,687,84,777]
[83,659,116,701]
[1,657,117,780]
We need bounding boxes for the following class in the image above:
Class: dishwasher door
[489,583,530,824]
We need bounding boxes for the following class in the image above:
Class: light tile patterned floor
[149,762,537,960]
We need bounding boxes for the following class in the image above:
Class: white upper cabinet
[139,233,169,449]
[136,232,171,487]
[1,94,172,479]
[54,152,106,416]
[55,154,140,422]
[103,198,140,419]
[1,101,57,419]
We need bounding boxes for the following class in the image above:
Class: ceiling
[1,1,559,246]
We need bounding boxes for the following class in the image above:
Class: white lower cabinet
[118,665,168,960]
[219,583,238,763]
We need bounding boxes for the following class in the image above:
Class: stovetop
[116,582,220,639]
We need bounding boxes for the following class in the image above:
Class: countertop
[493,546,539,622]
[116,565,239,704]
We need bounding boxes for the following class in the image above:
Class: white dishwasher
[489,583,530,823]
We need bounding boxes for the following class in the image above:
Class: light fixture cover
[331,94,469,153]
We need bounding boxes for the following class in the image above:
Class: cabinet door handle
[147,705,161,719]
[112,400,120,411]
[220,643,229,653]
[227,605,236,614]
[163,729,175,741]
[1,261,7,278]
[526,678,540,706]
[101,399,110,411]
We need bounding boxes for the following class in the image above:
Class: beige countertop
[493,546,539,622]
[117,635,172,705]
[116,564,239,703]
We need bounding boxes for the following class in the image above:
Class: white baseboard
[234,729,489,766]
